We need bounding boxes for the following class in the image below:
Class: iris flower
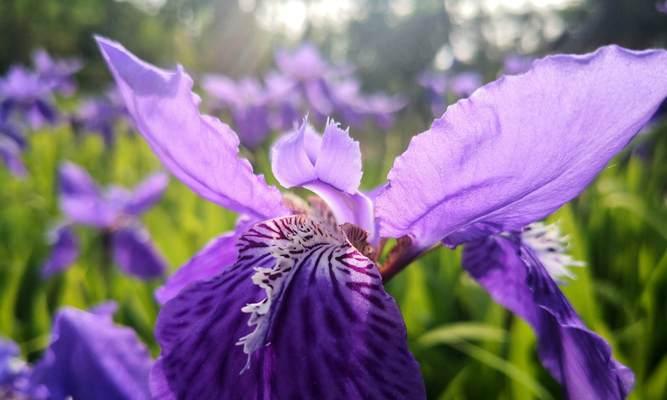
[202,75,272,149]
[0,304,152,399]
[32,49,82,96]
[42,162,168,280]
[71,88,128,147]
[0,66,58,130]
[98,36,667,399]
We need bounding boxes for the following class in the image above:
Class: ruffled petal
[271,119,372,235]
[152,216,425,399]
[112,226,167,279]
[376,46,667,247]
[96,36,287,220]
[125,173,168,216]
[31,306,152,400]
[41,224,79,278]
[59,162,116,227]
[463,235,634,399]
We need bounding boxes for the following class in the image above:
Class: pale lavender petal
[31,306,152,400]
[271,120,373,234]
[125,173,168,216]
[272,119,362,194]
[377,46,667,247]
[463,235,634,399]
[59,162,116,227]
[155,230,241,305]
[96,36,287,220]
[41,224,79,277]
[112,226,167,279]
[151,216,425,399]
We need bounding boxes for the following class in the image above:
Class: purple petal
[112,226,167,279]
[31,307,152,400]
[59,162,116,227]
[272,119,362,193]
[125,173,168,216]
[96,36,287,220]
[271,119,373,234]
[450,71,483,97]
[155,230,241,305]
[377,46,667,247]
[275,43,329,82]
[151,216,425,399]
[0,137,26,177]
[41,224,79,278]
[463,235,633,399]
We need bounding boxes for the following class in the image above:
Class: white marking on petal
[520,222,584,282]
[235,215,349,373]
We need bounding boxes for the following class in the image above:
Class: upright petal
[377,46,667,247]
[31,307,152,400]
[96,36,287,220]
[271,119,373,234]
[152,216,425,399]
[41,224,79,277]
[112,226,167,279]
[462,235,633,399]
[59,162,116,227]
[125,173,168,216]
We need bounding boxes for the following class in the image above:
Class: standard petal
[376,46,667,247]
[154,230,241,304]
[463,235,633,399]
[96,36,287,220]
[59,162,116,227]
[271,119,372,233]
[112,226,167,279]
[152,216,425,399]
[125,173,168,216]
[31,307,152,400]
[41,224,79,278]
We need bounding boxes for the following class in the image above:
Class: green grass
[0,118,665,399]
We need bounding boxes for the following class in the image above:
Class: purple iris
[0,66,59,130]
[4,303,152,400]
[202,75,272,149]
[71,88,128,147]
[32,49,82,96]
[42,162,168,280]
[0,118,27,177]
[97,36,667,399]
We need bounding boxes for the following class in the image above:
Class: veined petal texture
[377,46,667,247]
[152,215,424,399]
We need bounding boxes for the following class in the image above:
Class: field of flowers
[1,33,666,400]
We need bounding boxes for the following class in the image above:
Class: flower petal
[41,224,79,278]
[31,306,152,400]
[154,230,241,305]
[462,235,634,399]
[125,173,168,216]
[59,162,116,227]
[271,119,372,234]
[152,216,425,399]
[112,226,167,279]
[95,36,287,220]
[376,46,667,247]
